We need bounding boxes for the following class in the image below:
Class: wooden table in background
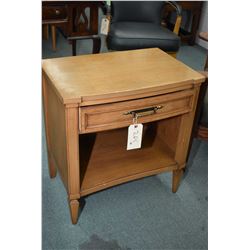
[42,1,102,55]
[42,48,205,224]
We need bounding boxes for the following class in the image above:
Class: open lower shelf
[79,122,178,196]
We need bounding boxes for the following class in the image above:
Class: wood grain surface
[42,48,205,105]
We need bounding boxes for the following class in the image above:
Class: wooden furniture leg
[51,25,56,51]
[65,106,81,224]
[72,40,77,56]
[43,24,49,40]
[172,169,183,193]
[69,199,79,224]
[92,37,101,54]
[47,154,57,178]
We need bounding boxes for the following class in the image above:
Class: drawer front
[79,89,195,133]
[42,6,67,20]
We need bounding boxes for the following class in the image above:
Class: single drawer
[79,89,195,133]
[42,6,67,20]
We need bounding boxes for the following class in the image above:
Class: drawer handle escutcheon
[124,105,163,118]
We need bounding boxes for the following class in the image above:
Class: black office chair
[106,1,182,58]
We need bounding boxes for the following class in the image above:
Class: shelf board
[79,128,177,196]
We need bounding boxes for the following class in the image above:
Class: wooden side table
[42,1,102,55]
[42,2,68,51]
[42,48,205,224]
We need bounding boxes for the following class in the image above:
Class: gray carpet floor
[42,28,208,250]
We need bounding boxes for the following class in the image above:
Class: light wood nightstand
[42,48,205,224]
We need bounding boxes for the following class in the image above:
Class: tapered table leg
[43,24,49,40]
[48,154,57,178]
[172,169,183,193]
[51,25,56,51]
[65,106,80,224]
[69,199,79,224]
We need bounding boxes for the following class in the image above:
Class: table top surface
[42,48,205,105]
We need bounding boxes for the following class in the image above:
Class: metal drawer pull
[55,9,61,15]
[124,105,163,118]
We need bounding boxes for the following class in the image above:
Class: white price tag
[127,124,143,150]
[100,18,110,35]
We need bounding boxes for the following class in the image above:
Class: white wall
[195,1,208,49]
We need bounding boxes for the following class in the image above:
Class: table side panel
[43,73,68,190]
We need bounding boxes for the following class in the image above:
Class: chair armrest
[166,1,182,16]
[164,1,182,35]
